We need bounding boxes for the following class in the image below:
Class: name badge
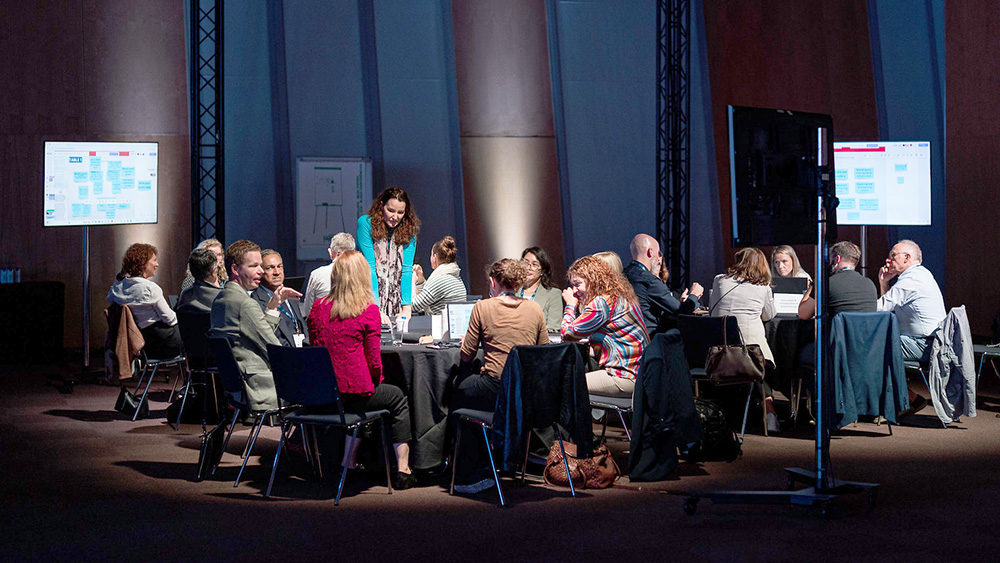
[293,333,306,348]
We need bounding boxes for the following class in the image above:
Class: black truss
[656,0,691,287]
[190,0,224,244]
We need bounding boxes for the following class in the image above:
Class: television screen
[43,141,158,227]
[833,141,931,226]
[728,106,835,247]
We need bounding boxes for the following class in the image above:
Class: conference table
[380,343,483,470]
[764,315,815,395]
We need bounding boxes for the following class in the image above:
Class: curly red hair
[567,255,638,304]
[118,243,157,279]
[368,186,421,245]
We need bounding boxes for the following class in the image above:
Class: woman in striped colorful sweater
[411,236,467,315]
[561,255,649,399]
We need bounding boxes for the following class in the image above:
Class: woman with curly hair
[107,243,182,359]
[519,246,563,332]
[451,257,548,493]
[561,255,648,399]
[357,187,421,324]
[709,247,779,431]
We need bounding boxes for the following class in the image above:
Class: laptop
[772,277,809,316]
[443,300,479,343]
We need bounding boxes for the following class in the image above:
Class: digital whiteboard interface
[43,141,158,227]
[833,141,931,226]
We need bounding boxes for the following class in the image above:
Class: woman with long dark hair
[519,246,563,332]
[356,187,421,324]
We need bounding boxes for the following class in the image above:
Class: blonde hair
[326,250,375,320]
[592,251,623,274]
[770,245,805,278]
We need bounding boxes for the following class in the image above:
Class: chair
[590,395,633,441]
[174,311,217,430]
[830,312,908,434]
[207,336,278,486]
[265,344,393,504]
[973,343,1000,386]
[676,314,762,441]
[449,344,592,506]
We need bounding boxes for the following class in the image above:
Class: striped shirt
[411,262,467,315]
[561,295,648,379]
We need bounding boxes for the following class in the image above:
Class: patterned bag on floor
[543,441,619,489]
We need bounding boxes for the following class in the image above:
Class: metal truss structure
[190,0,224,244]
[656,0,691,287]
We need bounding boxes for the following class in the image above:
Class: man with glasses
[623,233,703,336]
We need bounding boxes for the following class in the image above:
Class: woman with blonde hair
[451,258,548,494]
[770,245,811,281]
[709,247,779,432]
[561,255,648,399]
[592,250,623,274]
[180,238,227,290]
[307,250,415,489]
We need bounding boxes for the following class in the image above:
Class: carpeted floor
[2,359,999,562]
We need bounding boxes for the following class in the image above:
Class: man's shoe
[454,477,495,495]
[897,395,928,419]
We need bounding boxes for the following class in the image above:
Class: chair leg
[791,379,803,426]
[133,364,158,422]
[520,437,530,483]
[241,413,263,459]
[379,420,393,495]
[739,384,752,444]
[449,423,463,496]
[616,409,632,441]
[555,437,576,498]
[235,414,266,487]
[481,425,505,506]
[336,426,361,506]
[173,370,194,431]
[264,422,290,498]
[213,407,241,476]
[599,409,609,441]
[759,383,769,437]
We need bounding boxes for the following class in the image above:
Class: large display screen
[833,141,931,226]
[43,141,158,227]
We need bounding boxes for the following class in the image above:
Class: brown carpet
[3,360,999,562]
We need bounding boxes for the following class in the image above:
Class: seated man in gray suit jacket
[251,249,308,348]
[211,240,302,411]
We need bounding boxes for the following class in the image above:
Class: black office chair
[676,314,762,441]
[207,336,279,485]
[449,344,592,506]
[265,344,393,505]
[174,311,217,430]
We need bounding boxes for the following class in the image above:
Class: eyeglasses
[888,252,908,259]
[523,261,542,270]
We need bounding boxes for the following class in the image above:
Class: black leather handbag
[704,316,766,383]
[114,386,149,420]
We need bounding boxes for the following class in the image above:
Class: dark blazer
[175,279,222,314]
[623,261,699,336]
[250,286,309,347]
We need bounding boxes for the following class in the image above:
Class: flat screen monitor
[833,141,931,226]
[445,301,478,342]
[43,141,158,227]
[728,106,835,247]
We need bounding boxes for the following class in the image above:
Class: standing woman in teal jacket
[356,186,421,324]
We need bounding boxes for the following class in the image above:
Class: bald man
[623,233,703,336]
[877,239,946,364]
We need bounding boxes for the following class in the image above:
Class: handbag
[543,441,619,489]
[704,316,766,383]
[195,422,228,481]
[114,386,149,420]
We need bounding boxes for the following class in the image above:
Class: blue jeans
[901,334,933,363]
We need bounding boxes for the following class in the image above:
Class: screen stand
[682,127,879,518]
[55,226,101,393]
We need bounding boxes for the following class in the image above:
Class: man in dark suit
[623,233,703,336]
[175,248,222,313]
[251,249,309,348]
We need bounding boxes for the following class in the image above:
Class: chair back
[676,314,743,368]
[491,343,593,471]
[207,336,248,406]
[830,312,907,426]
[178,311,213,370]
[266,344,344,412]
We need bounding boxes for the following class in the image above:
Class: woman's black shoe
[394,471,417,490]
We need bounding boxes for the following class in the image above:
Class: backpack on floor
[682,397,741,462]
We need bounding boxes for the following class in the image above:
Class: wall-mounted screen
[43,141,158,227]
[833,141,931,226]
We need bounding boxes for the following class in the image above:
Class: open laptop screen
[445,301,478,341]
